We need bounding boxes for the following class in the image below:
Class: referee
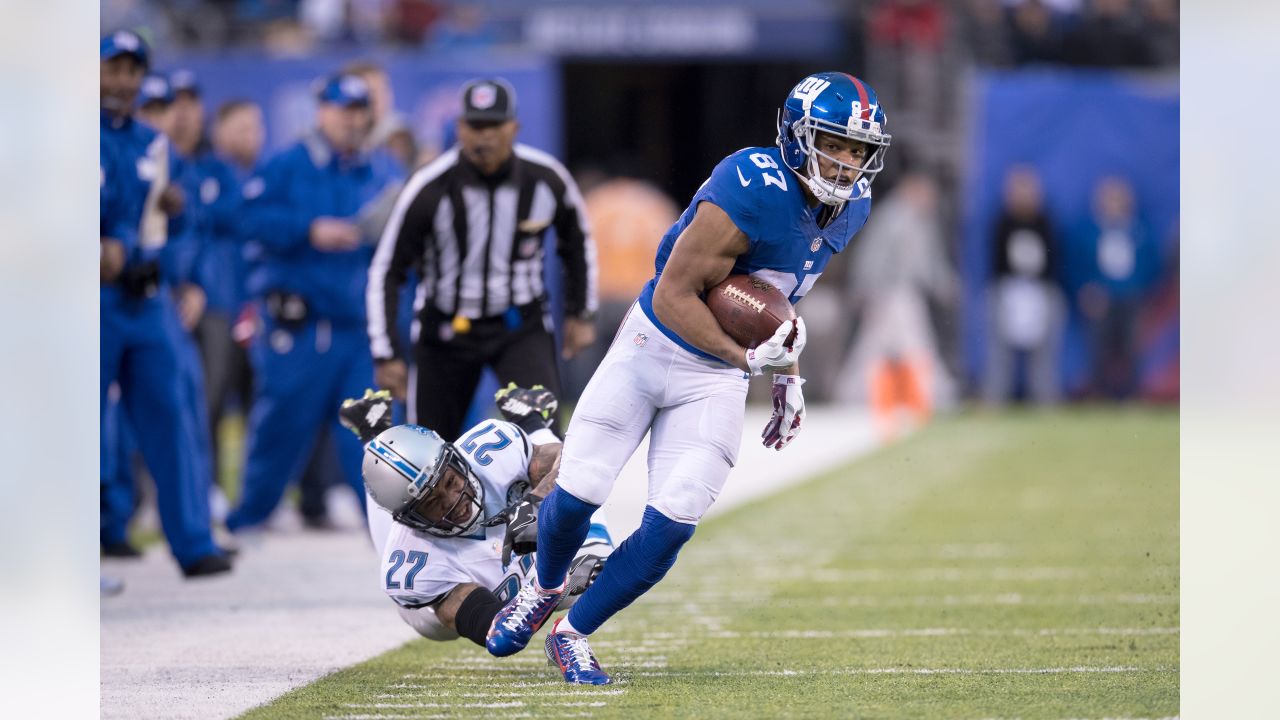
[367,78,597,439]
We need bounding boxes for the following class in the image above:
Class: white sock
[534,577,565,594]
[554,615,587,636]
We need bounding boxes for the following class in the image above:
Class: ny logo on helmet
[792,77,831,110]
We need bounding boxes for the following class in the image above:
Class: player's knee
[649,479,719,525]
[555,459,617,506]
[638,505,696,554]
[396,605,459,642]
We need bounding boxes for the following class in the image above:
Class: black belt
[424,300,544,333]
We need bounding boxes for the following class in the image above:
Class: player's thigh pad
[396,604,460,642]
[556,310,670,505]
[646,375,748,524]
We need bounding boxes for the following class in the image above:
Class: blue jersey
[100,111,169,266]
[637,145,872,361]
[241,131,402,324]
[174,149,248,314]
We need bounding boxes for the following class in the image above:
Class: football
[706,274,797,348]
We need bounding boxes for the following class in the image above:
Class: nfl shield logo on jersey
[810,237,822,252]
[633,333,648,347]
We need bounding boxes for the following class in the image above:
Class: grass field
[240,408,1178,719]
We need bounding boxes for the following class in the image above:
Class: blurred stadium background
[96,0,1180,717]
[104,0,1179,423]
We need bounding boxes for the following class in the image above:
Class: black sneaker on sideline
[102,541,143,559]
[181,553,233,579]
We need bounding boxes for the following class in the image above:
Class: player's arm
[430,582,504,647]
[369,175,434,397]
[651,201,753,372]
[526,442,561,499]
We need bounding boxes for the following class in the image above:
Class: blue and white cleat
[545,619,612,685]
[486,580,564,657]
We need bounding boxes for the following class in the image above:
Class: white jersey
[366,420,539,609]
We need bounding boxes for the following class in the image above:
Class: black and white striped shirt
[367,144,597,361]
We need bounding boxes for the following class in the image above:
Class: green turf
[239,408,1178,719]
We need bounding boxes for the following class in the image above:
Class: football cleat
[486,579,564,657]
[545,619,611,685]
[339,389,394,443]
[494,383,558,431]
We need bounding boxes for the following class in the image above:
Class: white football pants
[557,304,749,524]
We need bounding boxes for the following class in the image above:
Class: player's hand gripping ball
[706,274,797,348]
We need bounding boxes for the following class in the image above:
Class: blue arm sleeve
[100,149,138,256]
[242,152,313,253]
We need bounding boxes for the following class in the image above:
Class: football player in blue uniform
[485,72,891,683]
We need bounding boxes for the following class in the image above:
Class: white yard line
[100,407,880,720]
[624,666,1176,677]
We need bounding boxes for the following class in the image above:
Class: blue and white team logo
[792,77,831,110]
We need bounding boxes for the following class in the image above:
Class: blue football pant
[227,318,371,531]
[100,288,219,566]
[99,395,137,547]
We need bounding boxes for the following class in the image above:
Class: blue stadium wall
[962,69,1180,396]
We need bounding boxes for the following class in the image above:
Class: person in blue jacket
[226,73,403,533]
[103,70,217,555]
[99,30,231,577]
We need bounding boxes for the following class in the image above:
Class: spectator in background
[1137,227,1178,401]
[565,176,679,399]
[172,89,263,517]
[863,1,948,157]
[211,98,265,365]
[835,173,958,436]
[343,60,419,170]
[957,0,1014,67]
[982,166,1066,405]
[213,100,265,176]
[1062,0,1155,67]
[225,73,403,535]
[385,0,444,46]
[1139,0,1179,66]
[1069,176,1161,400]
[430,3,498,51]
[1009,0,1065,65]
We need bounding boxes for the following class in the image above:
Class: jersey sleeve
[694,152,764,245]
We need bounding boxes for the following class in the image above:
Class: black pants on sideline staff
[412,301,562,441]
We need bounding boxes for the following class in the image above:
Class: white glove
[762,374,805,450]
[745,317,806,377]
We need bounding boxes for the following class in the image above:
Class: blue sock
[566,505,695,635]
[535,487,599,589]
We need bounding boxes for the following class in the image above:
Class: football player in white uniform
[339,386,612,646]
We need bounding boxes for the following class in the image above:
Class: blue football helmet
[777,72,891,205]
